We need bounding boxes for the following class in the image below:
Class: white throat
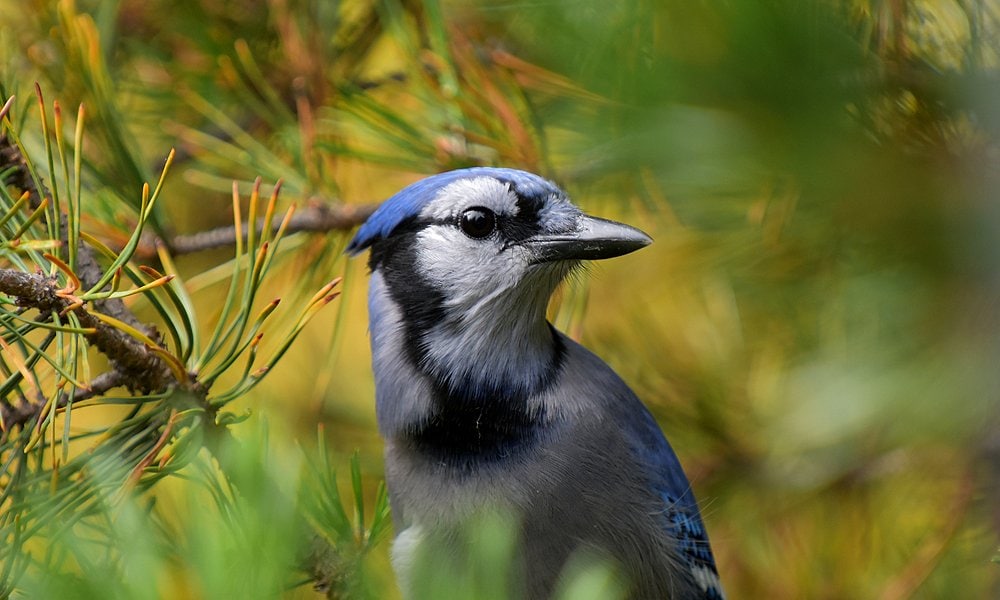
[368,267,565,399]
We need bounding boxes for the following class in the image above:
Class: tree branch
[0,370,123,432]
[1,131,148,333]
[0,268,173,394]
[0,129,175,430]
[0,118,368,436]
[164,200,377,255]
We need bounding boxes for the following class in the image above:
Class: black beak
[527,214,652,264]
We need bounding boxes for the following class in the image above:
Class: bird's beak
[527,214,653,264]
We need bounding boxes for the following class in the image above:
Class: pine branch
[0,130,176,429]
[0,268,172,422]
[1,130,147,333]
[0,370,122,430]
[165,200,376,255]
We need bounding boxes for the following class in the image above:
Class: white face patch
[416,226,523,303]
[412,221,558,395]
[418,176,521,222]
[414,176,534,313]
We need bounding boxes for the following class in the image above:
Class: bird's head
[348,167,651,400]
[348,167,650,302]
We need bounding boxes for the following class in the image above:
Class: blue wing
[625,403,726,600]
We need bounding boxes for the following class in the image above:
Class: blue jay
[348,168,724,599]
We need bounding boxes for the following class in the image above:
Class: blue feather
[624,401,724,598]
[346,167,560,254]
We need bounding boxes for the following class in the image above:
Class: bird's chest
[384,438,549,529]
[382,420,631,554]
[384,440,557,590]
[383,429,667,599]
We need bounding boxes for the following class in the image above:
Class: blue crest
[346,167,560,254]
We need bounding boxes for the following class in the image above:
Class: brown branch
[0,269,173,393]
[0,96,239,508]
[0,370,123,432]
[1,132,147,333]
[0,104,361,440]
[0,131,42,206]
[0,126,178,432]
[165,200,377,255]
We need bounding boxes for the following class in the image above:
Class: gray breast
[385,338,700,599]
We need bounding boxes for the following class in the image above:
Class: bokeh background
[2,0,999,597]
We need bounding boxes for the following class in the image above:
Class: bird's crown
[346,167,562,254]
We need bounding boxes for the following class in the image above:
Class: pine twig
[165,200,376,255]
[1,131,147,334]
[0,370,122,431]
[0,128,175,430]
[0,268,172,392]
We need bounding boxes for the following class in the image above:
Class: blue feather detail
[665,500,712,563]
[662,494,725,599]
[622,402,724,598]
[346,167,560,254]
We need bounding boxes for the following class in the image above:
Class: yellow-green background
[2,0,999,598]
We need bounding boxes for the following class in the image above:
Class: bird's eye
[459,207,496,239]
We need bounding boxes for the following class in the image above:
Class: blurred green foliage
[1,0,999,598]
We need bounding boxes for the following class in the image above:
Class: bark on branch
[0,268,173,392]
[165,200,376,255]
[1,132,175,430]
[0,370,123,430]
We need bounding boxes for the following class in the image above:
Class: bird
[347,167,724,599]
